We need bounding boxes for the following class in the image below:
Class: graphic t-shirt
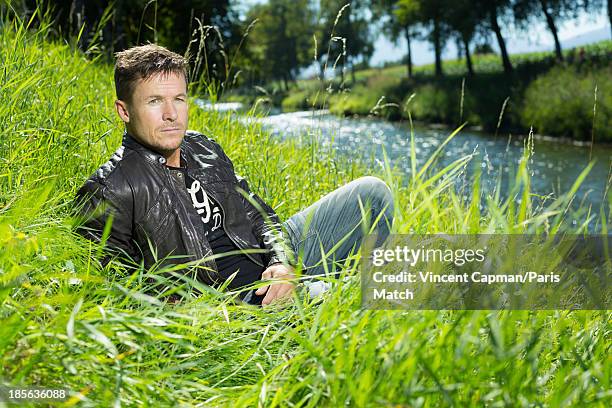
[166,165,265,299]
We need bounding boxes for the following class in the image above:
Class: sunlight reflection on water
[248,110,611,227]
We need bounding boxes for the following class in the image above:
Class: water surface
[254,110,611,223]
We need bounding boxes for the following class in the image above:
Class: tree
[394,0,420,78]
[22,1,241,86]
[444,0,481,76]
[371,0,420,79]
[515,0,608,62]
[538,0,564,61]
[154,1,240,88]
[245,0,315,90]
[514,0,574,61]
[474,0,513,74]
[318,0,374,84]
[412,0,449,77]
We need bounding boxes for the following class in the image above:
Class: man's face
[115,71,188,155]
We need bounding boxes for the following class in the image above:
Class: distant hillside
[560,26,611,49]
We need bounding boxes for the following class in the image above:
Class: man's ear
[115,99,130,123]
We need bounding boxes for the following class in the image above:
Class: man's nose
[162,100,178,121]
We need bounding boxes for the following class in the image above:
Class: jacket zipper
[217,195,265,267]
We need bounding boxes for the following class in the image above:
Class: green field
[1,11,610,408]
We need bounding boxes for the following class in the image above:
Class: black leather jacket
[75,130,294,286]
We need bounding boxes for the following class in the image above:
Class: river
[200,102,611,228]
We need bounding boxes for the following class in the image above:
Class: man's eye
[148,99,160,104]
[176,97,186,102]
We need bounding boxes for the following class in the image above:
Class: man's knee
[352,176,394,249]
[354,176,394,211]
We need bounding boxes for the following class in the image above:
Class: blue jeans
[244,176,394,304]
[283,176,394,280]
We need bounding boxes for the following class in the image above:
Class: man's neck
[165,148,181,167]
[123,132,182,167]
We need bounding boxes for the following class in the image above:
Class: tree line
[7,0,611,90]
[376,0,609,79]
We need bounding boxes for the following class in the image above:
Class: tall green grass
[1,8,610,407]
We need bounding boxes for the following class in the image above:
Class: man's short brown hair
[114,44,189,102]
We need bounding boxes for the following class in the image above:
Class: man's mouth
[161,127,181,132]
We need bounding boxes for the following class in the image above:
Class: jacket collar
[122,131,188,167]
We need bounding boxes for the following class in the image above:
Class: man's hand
[255,263,295,306]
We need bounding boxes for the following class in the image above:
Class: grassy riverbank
[234,42,612,142]
[1,12,610,407]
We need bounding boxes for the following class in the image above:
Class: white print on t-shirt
[186,178,222,232]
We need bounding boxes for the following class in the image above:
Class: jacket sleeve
[74,178,138,266]
[208,138,296,268]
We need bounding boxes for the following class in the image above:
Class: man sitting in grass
[75,44,394,306]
